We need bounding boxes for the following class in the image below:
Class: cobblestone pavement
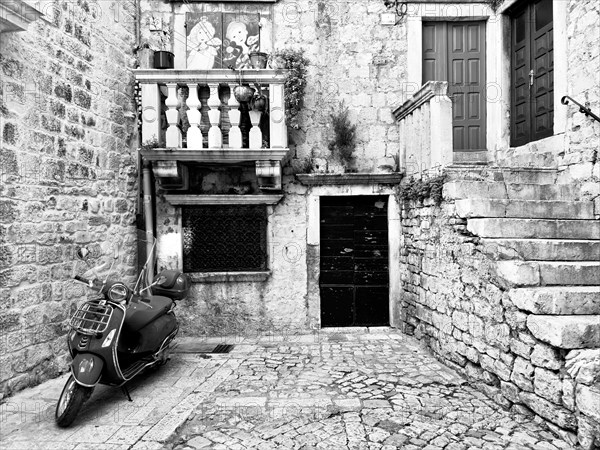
[0,329,575,450]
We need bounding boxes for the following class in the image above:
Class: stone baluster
[164,83,182,148]
[207,83,222,148]
[248,110,262,149]
[227,85,242,149]
[186,83,203,150]
[269,83,287,148]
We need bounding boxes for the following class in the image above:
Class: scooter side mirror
[76,247,90,261]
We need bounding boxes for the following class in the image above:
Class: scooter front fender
[71,354,104,387]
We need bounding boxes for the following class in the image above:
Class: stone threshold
[296,173,403,186]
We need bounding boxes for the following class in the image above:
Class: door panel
[510,0,553,146]
[320,196,389,327]
[423,21,486,152]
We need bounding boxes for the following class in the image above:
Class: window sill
[189,271,271,283]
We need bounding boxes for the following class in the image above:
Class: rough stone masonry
[0,0,139,397]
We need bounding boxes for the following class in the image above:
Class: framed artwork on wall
[185,9,273,69]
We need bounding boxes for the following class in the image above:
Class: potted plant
[271,49,309,129]
[229,65,255,103]
[328,102,357,172]
[251,84,268,112]
[249,15,268,69]
[134,42,154,69]
[149,15,174,70]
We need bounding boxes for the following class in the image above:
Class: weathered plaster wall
[398,196,600,448]
[0,1,138,396]
[156,179,310,337]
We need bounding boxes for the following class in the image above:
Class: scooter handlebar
[74,275,90,284]
[73,276,103,291]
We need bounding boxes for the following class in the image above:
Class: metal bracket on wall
[561,96,600,123]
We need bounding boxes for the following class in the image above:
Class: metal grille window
[182,206,267,272]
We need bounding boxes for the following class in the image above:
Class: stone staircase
[444,166,600,350]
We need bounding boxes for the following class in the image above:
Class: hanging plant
[271,48,309,129]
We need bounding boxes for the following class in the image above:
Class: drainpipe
[142,161,155,285]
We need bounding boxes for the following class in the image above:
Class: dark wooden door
[320,196,389,327]
[423,21,486,151]
[510,0,554,146]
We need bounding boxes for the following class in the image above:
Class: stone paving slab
[0,330,576,449]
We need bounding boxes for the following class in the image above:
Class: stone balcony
[134,69,291,194]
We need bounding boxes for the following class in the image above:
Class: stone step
[444,181,581,201]
[498,151,557,169]
[495,261,600,287]
[509,287,600,315]
[456,199,594,219]
[481,239,600,261]
[445,166,559,184]
[527,315,600,349]
[468,218,600,240]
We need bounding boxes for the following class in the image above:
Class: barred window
[182,206,267,272]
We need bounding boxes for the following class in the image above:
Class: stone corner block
[527,315,600,349]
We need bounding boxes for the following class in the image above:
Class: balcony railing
[134,69,288,152]
[393,81,453,175]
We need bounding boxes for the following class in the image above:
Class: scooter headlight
[107,283,129,303]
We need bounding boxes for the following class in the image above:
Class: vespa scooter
[55,240,189,427]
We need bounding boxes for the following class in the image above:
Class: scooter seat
[124,295,173,332]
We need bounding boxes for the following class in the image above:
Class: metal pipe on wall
[142,161,155,285]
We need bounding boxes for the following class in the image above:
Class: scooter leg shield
[71,354,104,387]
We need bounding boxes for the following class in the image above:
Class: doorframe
[306,186,401,329]
[405,1,567,161]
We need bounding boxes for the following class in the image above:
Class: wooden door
[423,21,486,152]
[320,196,389,327]
[510,0,554,146]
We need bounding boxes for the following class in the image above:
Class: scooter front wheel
[55,375,94,427]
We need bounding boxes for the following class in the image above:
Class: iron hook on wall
[561,96,600,123]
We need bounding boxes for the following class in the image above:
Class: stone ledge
[189,271,271,283]
[165,195,283,205]
[296,173,403,186]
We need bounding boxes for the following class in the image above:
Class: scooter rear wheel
[55,375,94,427]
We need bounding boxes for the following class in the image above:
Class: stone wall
[561,0,600,205]
[156,178,310,337]
[495,0,599,203]
[141,0,406,172]
[397,195,600,448]
[143,0,408,336]
[0,1,139,396]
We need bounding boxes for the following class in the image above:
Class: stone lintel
[296,173,403,186]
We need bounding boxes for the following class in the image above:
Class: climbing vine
[399,175,447,206]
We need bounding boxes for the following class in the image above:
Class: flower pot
[252,94,268,112]
[233,85,256,103]
[269,55,286,70]
[154,51,174,69]
[249,52,268,69]
[138,48,154,69]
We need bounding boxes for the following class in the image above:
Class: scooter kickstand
[122,385,133,402]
